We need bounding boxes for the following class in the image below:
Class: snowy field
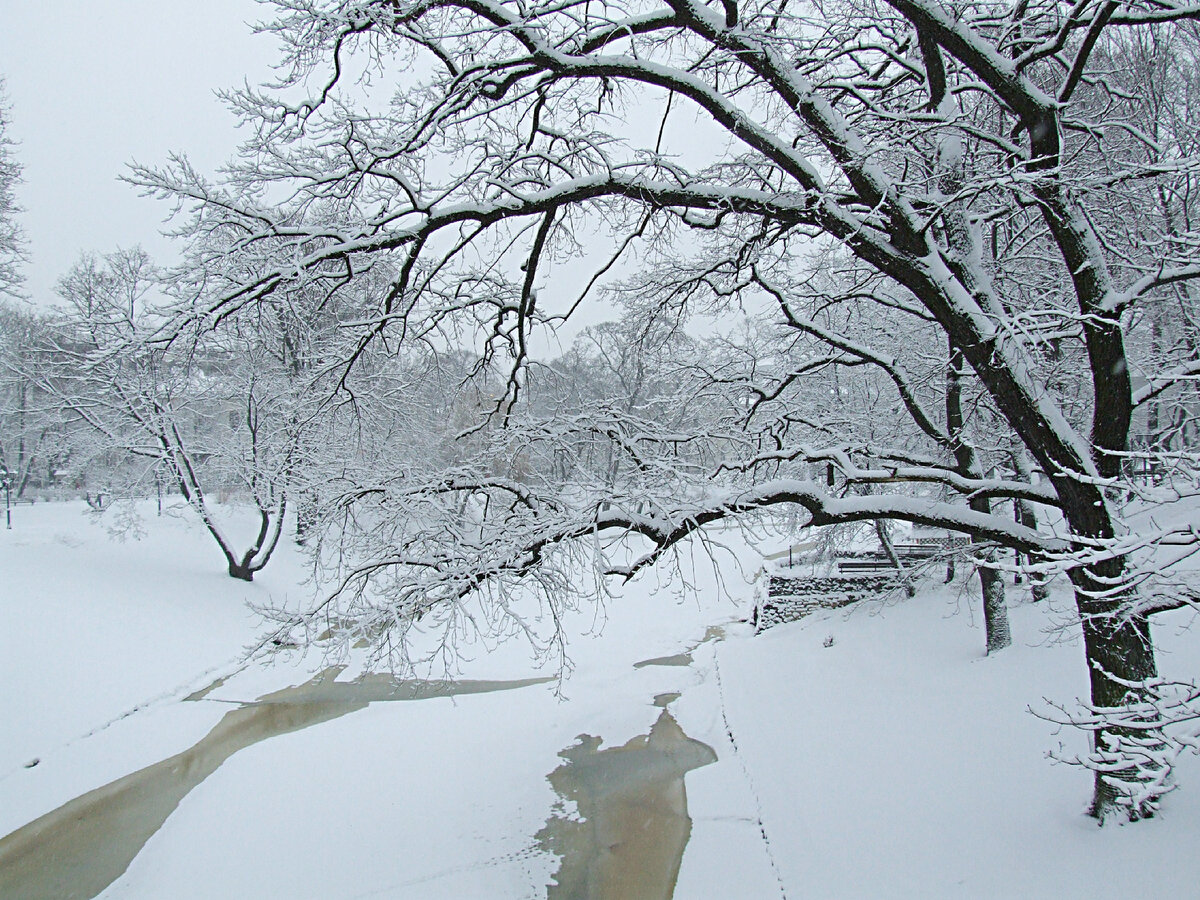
[3,500,1200,898]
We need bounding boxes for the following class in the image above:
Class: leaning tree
[135,0,1200,820]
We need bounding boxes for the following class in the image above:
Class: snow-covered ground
[2,500,1200,898]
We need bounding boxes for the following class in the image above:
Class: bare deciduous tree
[0,79,24,299]
[135,0,1200,820]
[44,249,297,581]
[0,301,66,498]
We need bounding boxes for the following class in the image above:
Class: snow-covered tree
[135,0,1200,820]
[0,301,68,497]
[0,79,24,299]
[43,249,300,580]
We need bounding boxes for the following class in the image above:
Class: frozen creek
[538,696,717,899]
[0,667,715,900]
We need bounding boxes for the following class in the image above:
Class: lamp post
[1,469,11,530]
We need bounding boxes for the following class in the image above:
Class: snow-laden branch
[1038,670,1200,819]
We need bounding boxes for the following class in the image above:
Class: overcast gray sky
[1,1,279,306]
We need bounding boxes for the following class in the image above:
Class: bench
[889,544,941,558]
[837,559,902,572]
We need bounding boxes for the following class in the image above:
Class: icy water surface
[538,708,717,900]
[632,652,693,669]
[0,669,550,900]
[632,625,728,671]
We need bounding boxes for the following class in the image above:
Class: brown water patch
[182,673,230,702]
[632,653,693,669]
[537,709,717,900]
[0,669,551,900]
[631,624,729,673]
[652,693,681,709]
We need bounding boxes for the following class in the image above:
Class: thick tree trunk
[979,563,1010,654]
[1060,490,1161,821]
[1079,598,1158,821]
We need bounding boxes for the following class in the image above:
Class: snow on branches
[1040,669,1200,821]
[129,0,1200,819]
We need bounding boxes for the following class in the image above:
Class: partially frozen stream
[0,669,550,900]
[537,707,717,900]
[2,624,725,899]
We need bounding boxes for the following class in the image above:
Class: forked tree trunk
[228,561,256,582]
[218,502,288,583]
[162,433,287,583]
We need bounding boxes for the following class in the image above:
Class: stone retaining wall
[754,573,904,632]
